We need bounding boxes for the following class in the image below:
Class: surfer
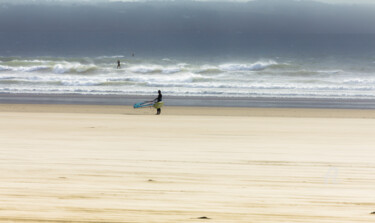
[117,60,121,69]
[133,90,163,113]
[154,90,162,115]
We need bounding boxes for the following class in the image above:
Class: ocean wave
[317,70,343,74]
[53,63,98,74]
[198,65,222,74]
[1,58,282,75]
[126,73,203,83]
[21,66,50,72]
[162,67,182,74]
[0,65,49,72]
[1,60,99,74]
[0,65,12,71]
[128,65,162,74]
[60,79,102,86]
[219,61,278,72]
[342,78,375,84]
[1,56,375,99]
[128,65,182,74]
[96,55,125,59]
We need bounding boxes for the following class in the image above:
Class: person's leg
[157,108,161,115]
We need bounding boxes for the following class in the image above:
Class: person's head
[158,90,161,94]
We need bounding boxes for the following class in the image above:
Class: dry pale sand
[0,104,375,222]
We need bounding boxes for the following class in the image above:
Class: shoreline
[1,93,375,109]
[1,103,375,119]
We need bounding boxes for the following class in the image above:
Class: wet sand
[2,93,375,109]
[0,104,375,222]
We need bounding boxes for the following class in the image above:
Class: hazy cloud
[1,0,375,57]
[1,0,375,4]
[1,0,375,34]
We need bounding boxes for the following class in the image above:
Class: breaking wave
[0,56,375,99]
[52,63,98,74]
[219,61,278,72]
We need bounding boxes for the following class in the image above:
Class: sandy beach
[1,104,375,222]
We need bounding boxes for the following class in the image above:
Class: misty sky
[1,0,375,57]
[1,0,375,4]
[2,0,375,34]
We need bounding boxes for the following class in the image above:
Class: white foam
[342,78,375,85]
[20,66,49,72]
[0,65,49,72]
[219,61,277,72]
[11,59,51,64]
[198,65,221,73]
[2,56,375,99]
[128,65,182,74]
[60,79,100,86]
[128,65,162,74]
[0,65,12,71]
[177,63,189,67]
[161,67,181,74]
[126,72,199,84]
[96,55,125,59]
[53,64,67,74]
[53,63,97,74]
[317,70,343,74]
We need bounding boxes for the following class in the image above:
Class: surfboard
[153,101,164,109]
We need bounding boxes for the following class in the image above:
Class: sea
[1,33,375,102]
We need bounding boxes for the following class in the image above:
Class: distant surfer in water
[154,90,162,115]
[117,60,121,69]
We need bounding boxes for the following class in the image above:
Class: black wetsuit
[156,94,162,102]
[155,93,162,114]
